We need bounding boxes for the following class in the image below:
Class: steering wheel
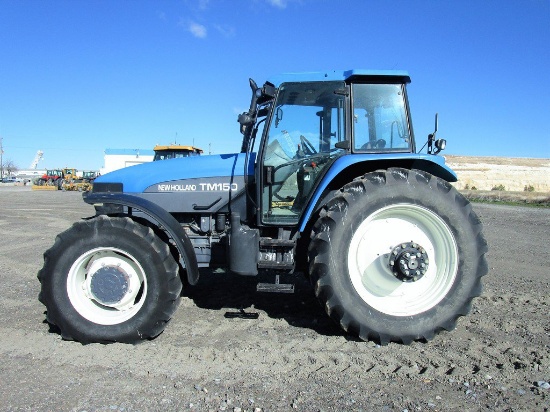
[300,135,317,155]
[361,139,386,150]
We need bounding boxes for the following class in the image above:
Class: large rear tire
[308,168,488,344]
[38,215,182,343]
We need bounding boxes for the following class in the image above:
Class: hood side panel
[95,153,255,193]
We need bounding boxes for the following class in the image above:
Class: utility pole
[0,137,3,180]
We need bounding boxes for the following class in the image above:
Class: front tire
[38,215,182,343]
[308,168,488,344]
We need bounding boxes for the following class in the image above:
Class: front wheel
[38,216,182,343]
[308,168,488,344]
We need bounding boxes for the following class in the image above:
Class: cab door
[258,81,348,225]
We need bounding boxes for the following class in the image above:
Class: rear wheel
[308,168,488,344]
[38,215,182,343]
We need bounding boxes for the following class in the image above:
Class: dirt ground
[0,186,548,412]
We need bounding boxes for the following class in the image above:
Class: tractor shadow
[182,269,355,340]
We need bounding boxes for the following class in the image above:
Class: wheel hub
[90,266,130,305]
[389,242,429,282]
[83,255,142,310]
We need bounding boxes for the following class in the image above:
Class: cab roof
[268,69,410,87]
[153,145,204,153]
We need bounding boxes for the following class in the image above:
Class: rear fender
[84,192,200,285]
[298,153,457,232]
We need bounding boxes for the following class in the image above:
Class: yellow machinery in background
[32,168,98,191]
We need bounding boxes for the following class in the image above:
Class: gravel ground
[0,186,548,411]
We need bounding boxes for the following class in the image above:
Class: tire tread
[308,168,488,345]
[38,216,181,344]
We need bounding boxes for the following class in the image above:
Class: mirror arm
[427,113,439,154]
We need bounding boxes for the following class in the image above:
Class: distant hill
[445,155,550,192]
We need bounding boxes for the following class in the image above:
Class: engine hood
[95,152,255,193]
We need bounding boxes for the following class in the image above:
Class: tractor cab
[153,144,203,161]
[44,169,63,180]
[239,71,416,226]
[62,168,78,181]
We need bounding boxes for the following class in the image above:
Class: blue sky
[1,0,549,171]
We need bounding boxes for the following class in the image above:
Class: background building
[101,149,154,175]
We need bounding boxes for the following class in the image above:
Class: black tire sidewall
[42,217,178,343]
[315,170,483,341]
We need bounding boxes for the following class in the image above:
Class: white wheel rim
[347,204,458,316]
[67,247,148,325]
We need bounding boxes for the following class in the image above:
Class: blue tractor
[38,70,488,344]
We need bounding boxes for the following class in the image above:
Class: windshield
[352,83,412,152]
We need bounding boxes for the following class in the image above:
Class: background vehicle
[38,70,488,344]
[153,144,203,161]
[34,168,78,189]
[61,168,78,181]
[81,170,99,183]
[1,176,17,183]
[62,170,99,191]
[35,169,64,188]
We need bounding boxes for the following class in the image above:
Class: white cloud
[188,21,207,38]
[267,0,287,9]
[214,24,236,38]
[198,0,210,11]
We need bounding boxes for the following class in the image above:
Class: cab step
[257,274,295,293]
[258,236,296,273]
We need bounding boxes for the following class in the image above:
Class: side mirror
[433,139,446,154]
[275,107,283,128]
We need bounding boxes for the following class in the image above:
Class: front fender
[298,153,457,232]
[84,192,200,285]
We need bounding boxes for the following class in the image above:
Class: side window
[353,106,371,149]
[352,84,410,151]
